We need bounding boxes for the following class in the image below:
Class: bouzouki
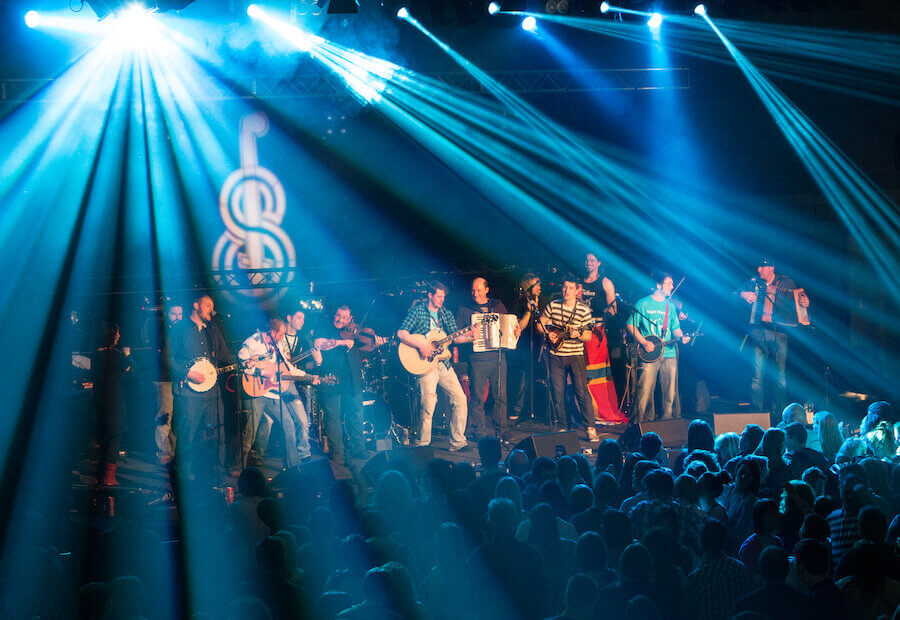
[242,360,338,398]
[544,317,605,352]
[398,315,499,376]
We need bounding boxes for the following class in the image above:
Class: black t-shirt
[316,323,361,395]
[457,298,508,363]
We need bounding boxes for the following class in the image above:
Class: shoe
[586,426,600,442]
[449,444,470,453]
[508,413,520,421]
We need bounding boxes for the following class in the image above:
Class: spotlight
[82,0,194,20]
[521,15,536,31]
[600,1,610,13]
[488,2,500,14]
[647,12,662,29]
[694,3,706,14]
[396,6,408,18]
[24,10,39,28]
[247,3,261,17]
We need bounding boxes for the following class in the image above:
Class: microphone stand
[615,295,658,420]
[269,333,290,470]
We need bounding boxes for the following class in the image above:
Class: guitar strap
[661,301,670,339]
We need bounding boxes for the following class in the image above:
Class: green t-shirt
[630,296,681,358]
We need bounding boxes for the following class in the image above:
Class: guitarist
[626,272,690,423]
[312,305,382,472]
[238,319,318,473]
[538,277,597,440]
[168,293,234,481]
[396,281,471,452]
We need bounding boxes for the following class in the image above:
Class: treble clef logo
[212,112,296,300]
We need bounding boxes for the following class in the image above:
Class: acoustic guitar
[398,315,498,376]
[242,360,338,398]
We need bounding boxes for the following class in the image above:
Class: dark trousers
[173,392,226,477]
[319,390,365,464]
[750,328,788,413]
[549,353,591,429]
[468,355,508,435]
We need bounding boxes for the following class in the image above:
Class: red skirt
[585,331,628,423]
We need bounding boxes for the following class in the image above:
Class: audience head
[860,413,881,436]
[477,436,502,469]
[631,460,661,493]
[315,591,353,620]
[486,498,518,539]
[360,567,392,608]
[594,439,624,479]
[700,521,729,558]
[674,474,700,507]
[452,462,476,489]
[714,432,740,466]
[735,457,762,495]
[539,480,567,517]
[569,484,594,515]
[782,403,806,427]
[639,432,663,459]
[592,472,618,509]
[758,546,790,584]
[557,456,580,487]
[794,539,830,582]
[107,576,145,620]
[813,411,842,461]
[494,476,523,514]
[755,427,786,463]
[836,437,869,464]
[781,480,815,516]
[528,503,561,548]
[256,498,286,533]
[784,422,808,453]
[602,509,633,550]
[752,498,780,535]
[506,450,529,478]
[576,532,609,572]
[436,522,464,564]
[618,543,654,585]
[226,597,272,620]
[698,470,729,502]
[868,400,895,424]
[531,457,558,484]
[864,423,898,460]
[77,582,109,620]
[685,450,720,475]
[799,513,830,542]
[642,469,675,502]
[255,536,289,577]
[739,424,765,455]
[564,574,599,616]
[858,505,888,543]
[802,467,827,498]
[687,419,715,453]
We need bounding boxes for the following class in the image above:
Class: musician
[581,253,627,425]
[538,277,597,441]
[456,277,515,440]
[509,273,543,422]
[168,293,234,480]
[626,272,690,422]
[238,319,316,473]
[93,322,132,486]
[154,303,182,466]
[739,259,809,413]
[313,305,383,469]
[284,308,322,369]
[397,282,470,452]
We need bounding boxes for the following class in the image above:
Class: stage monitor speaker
[270,457,336,491]
[514,431,580,462]
[639,418,689,449]
[362,445,435,486]
[712,412,771,436]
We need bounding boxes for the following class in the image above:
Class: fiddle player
[312,305,386,474]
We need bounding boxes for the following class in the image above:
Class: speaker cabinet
[513,431,581,462]
[712,412,771,436]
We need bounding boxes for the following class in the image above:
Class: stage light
[522,16,537,31]
[247,3,262,17]
[397,6,409,18]
[647,12,662,29]
[600,2,610,13]
[24,10,39,28]
[694,3,706,15]
[488,2,500,14]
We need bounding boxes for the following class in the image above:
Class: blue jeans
[750,328,787,413]
[244,385,310,468]
[635,356,678,422]
[173,392,226,477]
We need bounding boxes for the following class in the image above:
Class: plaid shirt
[398,302,459,368]
[683,555,750,620]
[828,508,861,566]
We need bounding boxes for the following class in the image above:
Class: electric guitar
[398,315,499,376]
[242,360,338,398]
[544,317,604,352]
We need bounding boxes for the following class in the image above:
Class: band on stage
[85,254,811,486]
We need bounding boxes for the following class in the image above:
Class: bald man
[457,277,512,441]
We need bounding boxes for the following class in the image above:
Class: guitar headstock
[320,374,339,385]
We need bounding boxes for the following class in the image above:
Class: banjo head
[187,357,217,392]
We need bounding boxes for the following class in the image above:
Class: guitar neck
[436,325,474,347]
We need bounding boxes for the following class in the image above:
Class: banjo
[184,357,249,393]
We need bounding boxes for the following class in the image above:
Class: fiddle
[340,322,389,353]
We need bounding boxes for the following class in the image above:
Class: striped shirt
[541,300,592,356]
